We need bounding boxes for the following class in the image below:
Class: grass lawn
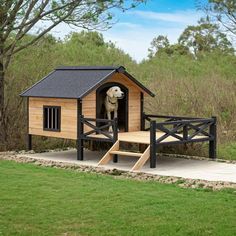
[219,142,236,160]
[0,161,236,236]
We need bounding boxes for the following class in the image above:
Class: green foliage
[178,18,234,56]
[148,19,233,58]
[0,160,236,235]
[148,35,189,58]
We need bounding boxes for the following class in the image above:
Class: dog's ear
[106,88,114,98]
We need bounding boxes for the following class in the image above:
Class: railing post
[150,120,157,168]
[209,116,217,159]
[113,118,118,163]
[183,124,188,141]
[113,118,118,142]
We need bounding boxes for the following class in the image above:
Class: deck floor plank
[87,131,206,144]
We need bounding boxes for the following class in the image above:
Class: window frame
[43,106,61,132]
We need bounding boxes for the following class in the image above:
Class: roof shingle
[20,66,154,98]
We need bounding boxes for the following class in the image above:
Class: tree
[198,0,236,36]
[178,19,234,56]
[148,35,189,58]
[148,35,170,57]
[0,0,145,143]
[67,31,105,47]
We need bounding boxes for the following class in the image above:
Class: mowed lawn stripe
[0,160,236,236]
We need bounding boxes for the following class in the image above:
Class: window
[43,106,61,132]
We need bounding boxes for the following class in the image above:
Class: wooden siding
[82,72,141,132]
[82,91,96,132]
[28,97,77,139]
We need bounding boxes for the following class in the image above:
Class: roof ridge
[56,66,124,70]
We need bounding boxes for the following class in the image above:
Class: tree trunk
[0,61,6,145]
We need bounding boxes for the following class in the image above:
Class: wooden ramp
[95,131,208,171]
[97,140,150,171]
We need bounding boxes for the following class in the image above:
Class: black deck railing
[79,115,118,143]
[142,113,217,168]
[77,113,216,169]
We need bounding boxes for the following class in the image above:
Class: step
[110,150,142,157]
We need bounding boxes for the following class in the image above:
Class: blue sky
[50,0,203,61]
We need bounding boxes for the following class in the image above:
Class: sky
[49,0,204,62]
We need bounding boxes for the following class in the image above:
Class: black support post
[140,92,145,131]
[27,134,32,150]
[113,118,118,163]
[77,100,84,161]
[150,120,157,168]
[209,116,217,159]
[26,97,32,150]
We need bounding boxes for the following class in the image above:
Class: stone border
[1,153,236,191]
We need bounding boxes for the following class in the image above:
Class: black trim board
[78,70,117,99]
[56,66,125,70]
[140,92,144,130]
[123,71,155,97]
[77,99,84,160]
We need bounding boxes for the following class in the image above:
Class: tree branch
[4,5,78,69]
[1,0,25,34]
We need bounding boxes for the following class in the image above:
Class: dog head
[106,86,124,99]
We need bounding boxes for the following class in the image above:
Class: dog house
[21,65,217,171]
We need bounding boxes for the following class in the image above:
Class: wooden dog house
[21,65,154,137]
[21,66,217,171]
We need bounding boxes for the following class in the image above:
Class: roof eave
[19,70,56,97]
[122,71,155,97]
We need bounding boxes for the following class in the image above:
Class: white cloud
[102,10,204,62]
[103,25,184,62]
[130,10,202,25]
[115,22,142,29]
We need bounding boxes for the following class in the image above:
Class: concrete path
[21,150,236,183]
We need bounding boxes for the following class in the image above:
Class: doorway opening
[96,82,128,132]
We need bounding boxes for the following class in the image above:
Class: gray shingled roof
[20,66,154,99]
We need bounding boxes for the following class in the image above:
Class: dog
[104,86,124,132]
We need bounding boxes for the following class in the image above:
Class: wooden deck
[88,131,206,144]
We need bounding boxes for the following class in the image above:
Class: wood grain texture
[29,97,77,139]
[131,145,150,171]
[97,140,119,165]
[82,92,96,132]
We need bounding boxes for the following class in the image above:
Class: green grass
[219,142,236,160]
[0,161,236,236]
